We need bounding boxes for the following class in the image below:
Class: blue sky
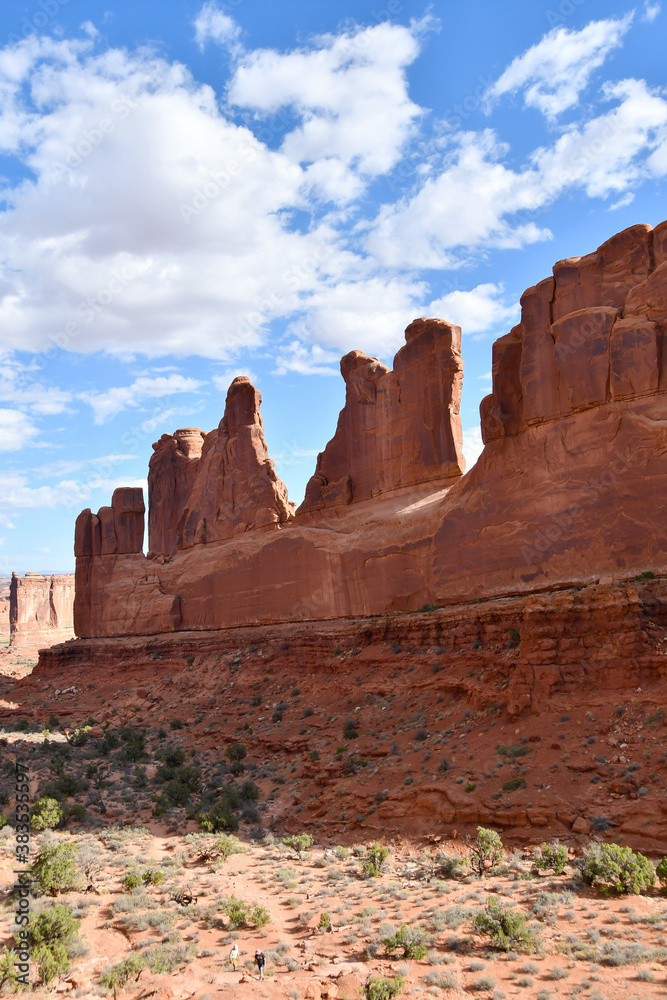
[0,0,665,572]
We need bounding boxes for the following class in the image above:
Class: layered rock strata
[9,572,75,647]
[299,318,464,512]
[71,220,667,639]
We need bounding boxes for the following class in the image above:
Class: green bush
[473,897,537,953]
[363,975,405,1000]
[20,903,80,986]
[29,844,79,895]
[196,801,239,833]
[143,943,196,974]
[0,949,25,993]
[577,843,655,894]
[283,833,313,856]
[122,873,143,891]
[224,895,249,929]
[0,814,9,830]
[656,856,667,888]
[383,924,428,960]
[533,841,568,875]
[30,796,63,831]
[469,827,504,877]
[99,953,145,996]
[225,742,247,762]
[142,869,165,887]
[361,842,390,879]
[319,912,332,931]
[433,851,467,879]
[249,904,270,928]
[33,942,70,986]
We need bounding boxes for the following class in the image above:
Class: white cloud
[461,425,484,470]
[366,130,552,269]
[643,3,661,22]
[194,2,241,50]
[227,20,425,201]
[0,409,40,450]
[273,342,341,377]
[0,473,147,512]
[428,283,519,335]
[485,15,634,119]
[79,375,204,423]
[367,79,667,269]
[211,369,258,392]
[283,275,428,361]
[0,361,73,415]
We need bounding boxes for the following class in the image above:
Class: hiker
[229,942,239,971]
[254,949,266,980]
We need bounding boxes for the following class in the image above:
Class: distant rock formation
[0,578,10,643]
[9,573,75,647]
[70,220,667,639]
[299,318,464,512]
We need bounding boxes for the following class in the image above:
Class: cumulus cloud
[461,425,484,470]
[0,409,40,450]
[194,2,241,50]
[0,473,147,511]
[643,3,661,22]
[485,15,634,119]
[428,283,519,335]
[227,20,425,200]
[79,375,204,423]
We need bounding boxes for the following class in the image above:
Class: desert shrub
[196,801,239,833]
[533,841,568,875]
[33,943,70,986]
[383,924,428,960]
[283,833,313,856]
[656,856,667,888]
[0,949,24,993]
[249,904,270,928]
[319,912,332,931]
[0,815,10,830]
[469,827,504,877]
[159,746,186,768]
[434,851,466,879]
[223,895,248,929]
[334,845,349,860]
[30,844,79,895]
[99,953,145,996]
[186,833,243,864]
[142,869,164,887]
[225,742,247,762]
[473,897,537,953]
[363,974,406,1000]
[122,872,143,891]
[30,796,63,831]
[577,843,655,894]
[118,725,148,762]
[471,977,496,991]
[549,965,568,979]
[21,903,80,985]
[143,943,196,974]
[496,743,531,759]
[361,842,390,879]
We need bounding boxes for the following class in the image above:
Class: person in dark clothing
[254,949,265,979]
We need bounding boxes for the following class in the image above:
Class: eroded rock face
[484,222,667,442]
[177,377,294,548]
[9,572,75,647]
[148,428,205,557]
[71,220,667,639]
[299,318,465,512]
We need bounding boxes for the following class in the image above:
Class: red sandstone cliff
[71,220,667,638]
[299,318,464,512]
[9,572,75,647]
